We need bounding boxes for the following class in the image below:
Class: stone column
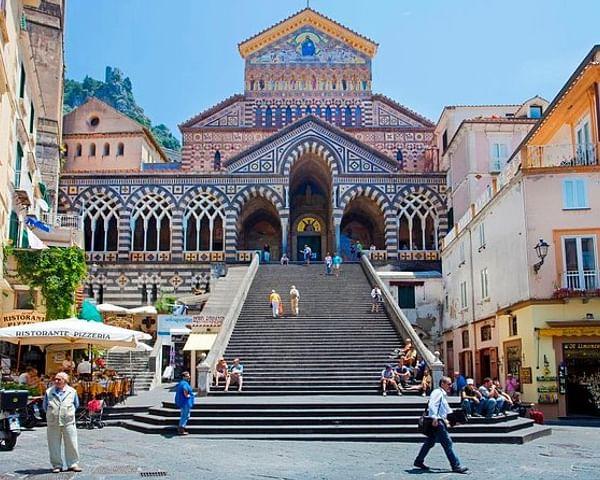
[170,207,184,261]
[281,217,289,257]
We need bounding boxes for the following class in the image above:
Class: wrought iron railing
[527,143,598,168]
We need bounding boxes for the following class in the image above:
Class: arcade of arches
[237,196,282,259]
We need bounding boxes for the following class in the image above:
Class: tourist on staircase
[380,364,401,396]
[324,252,333,275]
[333,252,342,277]
[394,357,411,390]
[302,244,312,265]
[175,371,194,436]
[262,244,271,263]
[460,379,483,417]
[289,285,300,316]
[280,253,289,265]
[269,290,282,318]
[213,358,228,387]
[370,285,382,312]
[225,358,244,392]
[413,376,469,474]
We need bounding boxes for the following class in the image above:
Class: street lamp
[533,239,549,274]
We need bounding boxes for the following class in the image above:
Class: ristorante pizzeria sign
[13,329,112,340]
[0,311,45,327]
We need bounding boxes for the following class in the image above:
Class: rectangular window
[8,211,19,245]
[459,242,465,265]
[442,130,448,152]
[478,222,486,249]
[509,315,518,336]
[562,178,588,209]
[529,105,542,119]
[397,285,416,309]
[14,142,23,187]
[15,290,34,310]
[481,325,492,342]
[19,63,25,98]
[462,330,470,349]
[490,143,508,171]
[29,102,34,133]
[563,236,597,290]
[480,268,489,299]
[460,281,468,310]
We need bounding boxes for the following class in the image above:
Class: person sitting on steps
[225,358,244,392]
[380,364,401,396]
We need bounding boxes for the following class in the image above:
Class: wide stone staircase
[215,263,401,395]
[106,349,154,392]
[121,263,552,442]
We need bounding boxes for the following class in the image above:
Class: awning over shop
[539,326,600,337]
[183,333,217,351]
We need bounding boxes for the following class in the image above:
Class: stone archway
[288,152,333,261]
[340,196,386,260]
[237,196,282,259]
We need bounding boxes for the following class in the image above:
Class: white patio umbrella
[0,318,151,348]
[96,303,158,315]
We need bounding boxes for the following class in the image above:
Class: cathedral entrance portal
[340,196,386,261]
[237,196,282,259]
[288,153,333,261]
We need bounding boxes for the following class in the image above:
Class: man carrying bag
[414,376,469,474]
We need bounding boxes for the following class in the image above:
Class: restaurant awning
[183,333,217,351]
[538,326,600,337]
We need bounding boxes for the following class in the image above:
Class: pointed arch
[182,193,226,251]
[338,184,391,213]
[393,187,445,251]
[280,136,342,177]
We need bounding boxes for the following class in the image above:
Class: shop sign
[191,315,224,328]
[539,327,600,337]
[0,310,45,327]
[519,366,532,384]
[157,314,193,336]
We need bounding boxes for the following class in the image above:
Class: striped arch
[72,186,124,213]
[125,185,177,209]
[280,136,342,176]
[392,186,446,220]
[338,184,391,212]
[177,185,229,210]
[230,185,285,216]
[226,185,285,258]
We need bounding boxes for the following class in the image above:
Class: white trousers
[272,301,279,317]
[47,424,80,468]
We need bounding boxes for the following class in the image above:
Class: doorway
[564,342,600,416]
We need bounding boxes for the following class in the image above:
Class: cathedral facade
[59,9,447,306]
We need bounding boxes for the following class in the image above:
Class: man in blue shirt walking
[414,376,469,474]
[174,371,195,435]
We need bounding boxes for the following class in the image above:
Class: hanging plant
[9,246,87,320]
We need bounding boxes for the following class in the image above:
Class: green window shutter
[397,285,416,309]
[29,102,34,133]
[8,212,19,245]
[21,228,29,248]
[19,63,25,98]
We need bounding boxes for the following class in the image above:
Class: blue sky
[65,0,600,136]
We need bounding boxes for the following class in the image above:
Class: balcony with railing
[526,142,599,169]
[554,270,600,299]
[32,213,84,248]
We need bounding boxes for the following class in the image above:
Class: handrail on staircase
[359,255,445,387]
[196,252,260,395]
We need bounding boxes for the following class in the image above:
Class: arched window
[75,144,82,157]
[315,106,322,118]
[64,144,69,157]
[342,79,347,91]
[103,143,110,156]
[397,193,439,251]
[275,107,283,128]
[184,193,225,251]
[285,106,292,124]
[117,142,124,156]
[131,193,172,251]
[355,106,362,126]
[344,106,352,127]
[82,194,119,252]
[305,105,312,116]
[89,143,96,156]
[325,106,332,123]
[265,107,273,127]
[213,150,221,170]
[296,105,302,119]
[255,107,262,126]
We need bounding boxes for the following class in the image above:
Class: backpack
[529,409,544,424]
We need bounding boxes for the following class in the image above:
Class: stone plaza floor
[1,423,599,480]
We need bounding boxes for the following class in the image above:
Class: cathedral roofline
[223,114,398,171]
[179,94,244,130]
[238,7,378,59]
[372,94,435,128]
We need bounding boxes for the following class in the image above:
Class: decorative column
[281,217,289,257]
[170,207,184,262]
[332,210,342,254]
[384,209,398,259]
[118,207,132,262]
[224,210,238,262]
